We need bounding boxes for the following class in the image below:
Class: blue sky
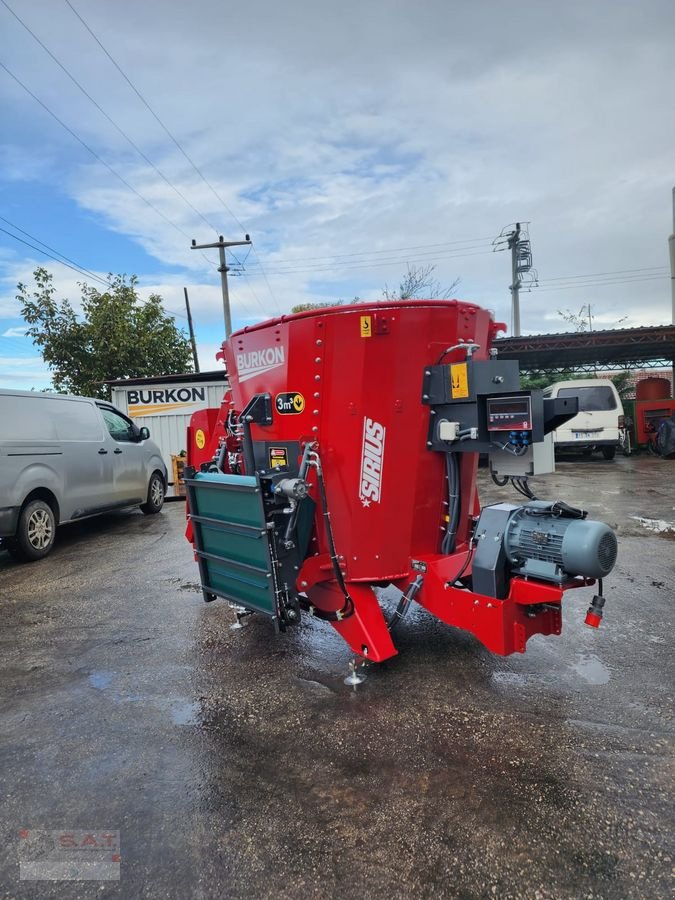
[1,0,674,390]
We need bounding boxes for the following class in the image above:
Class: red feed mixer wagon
[184,300,617,666]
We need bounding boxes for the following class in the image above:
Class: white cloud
[2,326,28,338]
[0,0,673,347]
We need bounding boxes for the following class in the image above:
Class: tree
[290,300,343,314]
[558,305,628,332]
[290,264,460,313]
[610,369,633,401]
[19,267,193,398]
[382,264,460,301]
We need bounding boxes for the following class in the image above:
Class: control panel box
[486,395,533,432]
[423,359,545,454]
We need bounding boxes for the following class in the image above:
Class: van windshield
[558,386,617,411]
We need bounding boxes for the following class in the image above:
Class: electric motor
[504,501,618,583]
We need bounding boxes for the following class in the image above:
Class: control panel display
[486,396,532,431]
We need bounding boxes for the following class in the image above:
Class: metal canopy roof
[105,369,227,387]
[493,324,675,373]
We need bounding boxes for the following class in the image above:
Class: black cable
[0,215,108,285]
[442,453,460,554]
[510,477,537,500]
[63,0,248,231]
[490,471,509,487]
[0,61,204,250]
[388,575,424,633]
[312,462,354,620]
[247,235,496,265]
[62,0,284,314]
[1,0,219,236]
[449,544,475,586]
[253,248,493,277]
[0,225,109,285]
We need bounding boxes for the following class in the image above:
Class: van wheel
[602,446,616,460]
[141,472,165,515]
[9,500,56,562]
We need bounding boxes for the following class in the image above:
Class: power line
[251,248,495,277]
[0,60,215,269]
[0,0,220,238]
[246,235,497,267]
[537,265,669,284]
[62,0,280,311]
[0,215,109,285]
[63,0,243,230]
[0,224,110,285]
[532,274,669,293]
[0,221,187,321]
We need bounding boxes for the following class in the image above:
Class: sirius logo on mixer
[359,417,386,507]
[236,346,285,382]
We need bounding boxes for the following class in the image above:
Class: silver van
[0,389,167,562]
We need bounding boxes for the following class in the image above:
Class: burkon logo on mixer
[236,346,285,382]
[359,417,386,507]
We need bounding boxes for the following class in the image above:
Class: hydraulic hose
[442,452,460,554]
[388,575,424,633]
[304,453,354,621]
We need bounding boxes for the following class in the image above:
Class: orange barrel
[636,377,670,401]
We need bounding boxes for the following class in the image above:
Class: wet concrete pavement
[0,455,673,898]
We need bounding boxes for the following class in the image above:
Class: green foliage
[610,369,633,401]
[519,369,585,391]
[290,300,344,313]
[519,372,555,391]
[19,267,193,399]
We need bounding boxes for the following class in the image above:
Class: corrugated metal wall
[111,382,226,496]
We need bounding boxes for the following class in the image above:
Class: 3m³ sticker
[450,362,469,399]
[195,429,206,449]
[360,315,372,338]
[276,392,305,414]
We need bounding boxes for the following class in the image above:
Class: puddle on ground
[88,673,200,724]
[166,700,201,726]
[88,671,114,690]
[491,671,558,687]
[630,516,675,535]
[491,653,611,689]
[572,654,611,685]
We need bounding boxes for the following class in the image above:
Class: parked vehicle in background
[543,378,624,460]
[108,371,228,497]
[0,390,167,562]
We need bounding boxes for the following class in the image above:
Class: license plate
[574,432,593,439]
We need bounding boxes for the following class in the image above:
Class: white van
[0,390,167,562]
[543,379,624,459]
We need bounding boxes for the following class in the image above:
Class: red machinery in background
[184,301,617,665]
[632,377,675,448]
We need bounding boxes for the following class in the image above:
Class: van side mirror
[139,426,150,441]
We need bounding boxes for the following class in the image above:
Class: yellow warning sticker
[450,363,469,399]
[360,315,372,337]
[195,428,206,449]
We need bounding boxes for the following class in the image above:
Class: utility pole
[508,223,522,337]
[496,222,536,336]
[183,287,200,372]
[669,186,675,326]
[191,234,251,338]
